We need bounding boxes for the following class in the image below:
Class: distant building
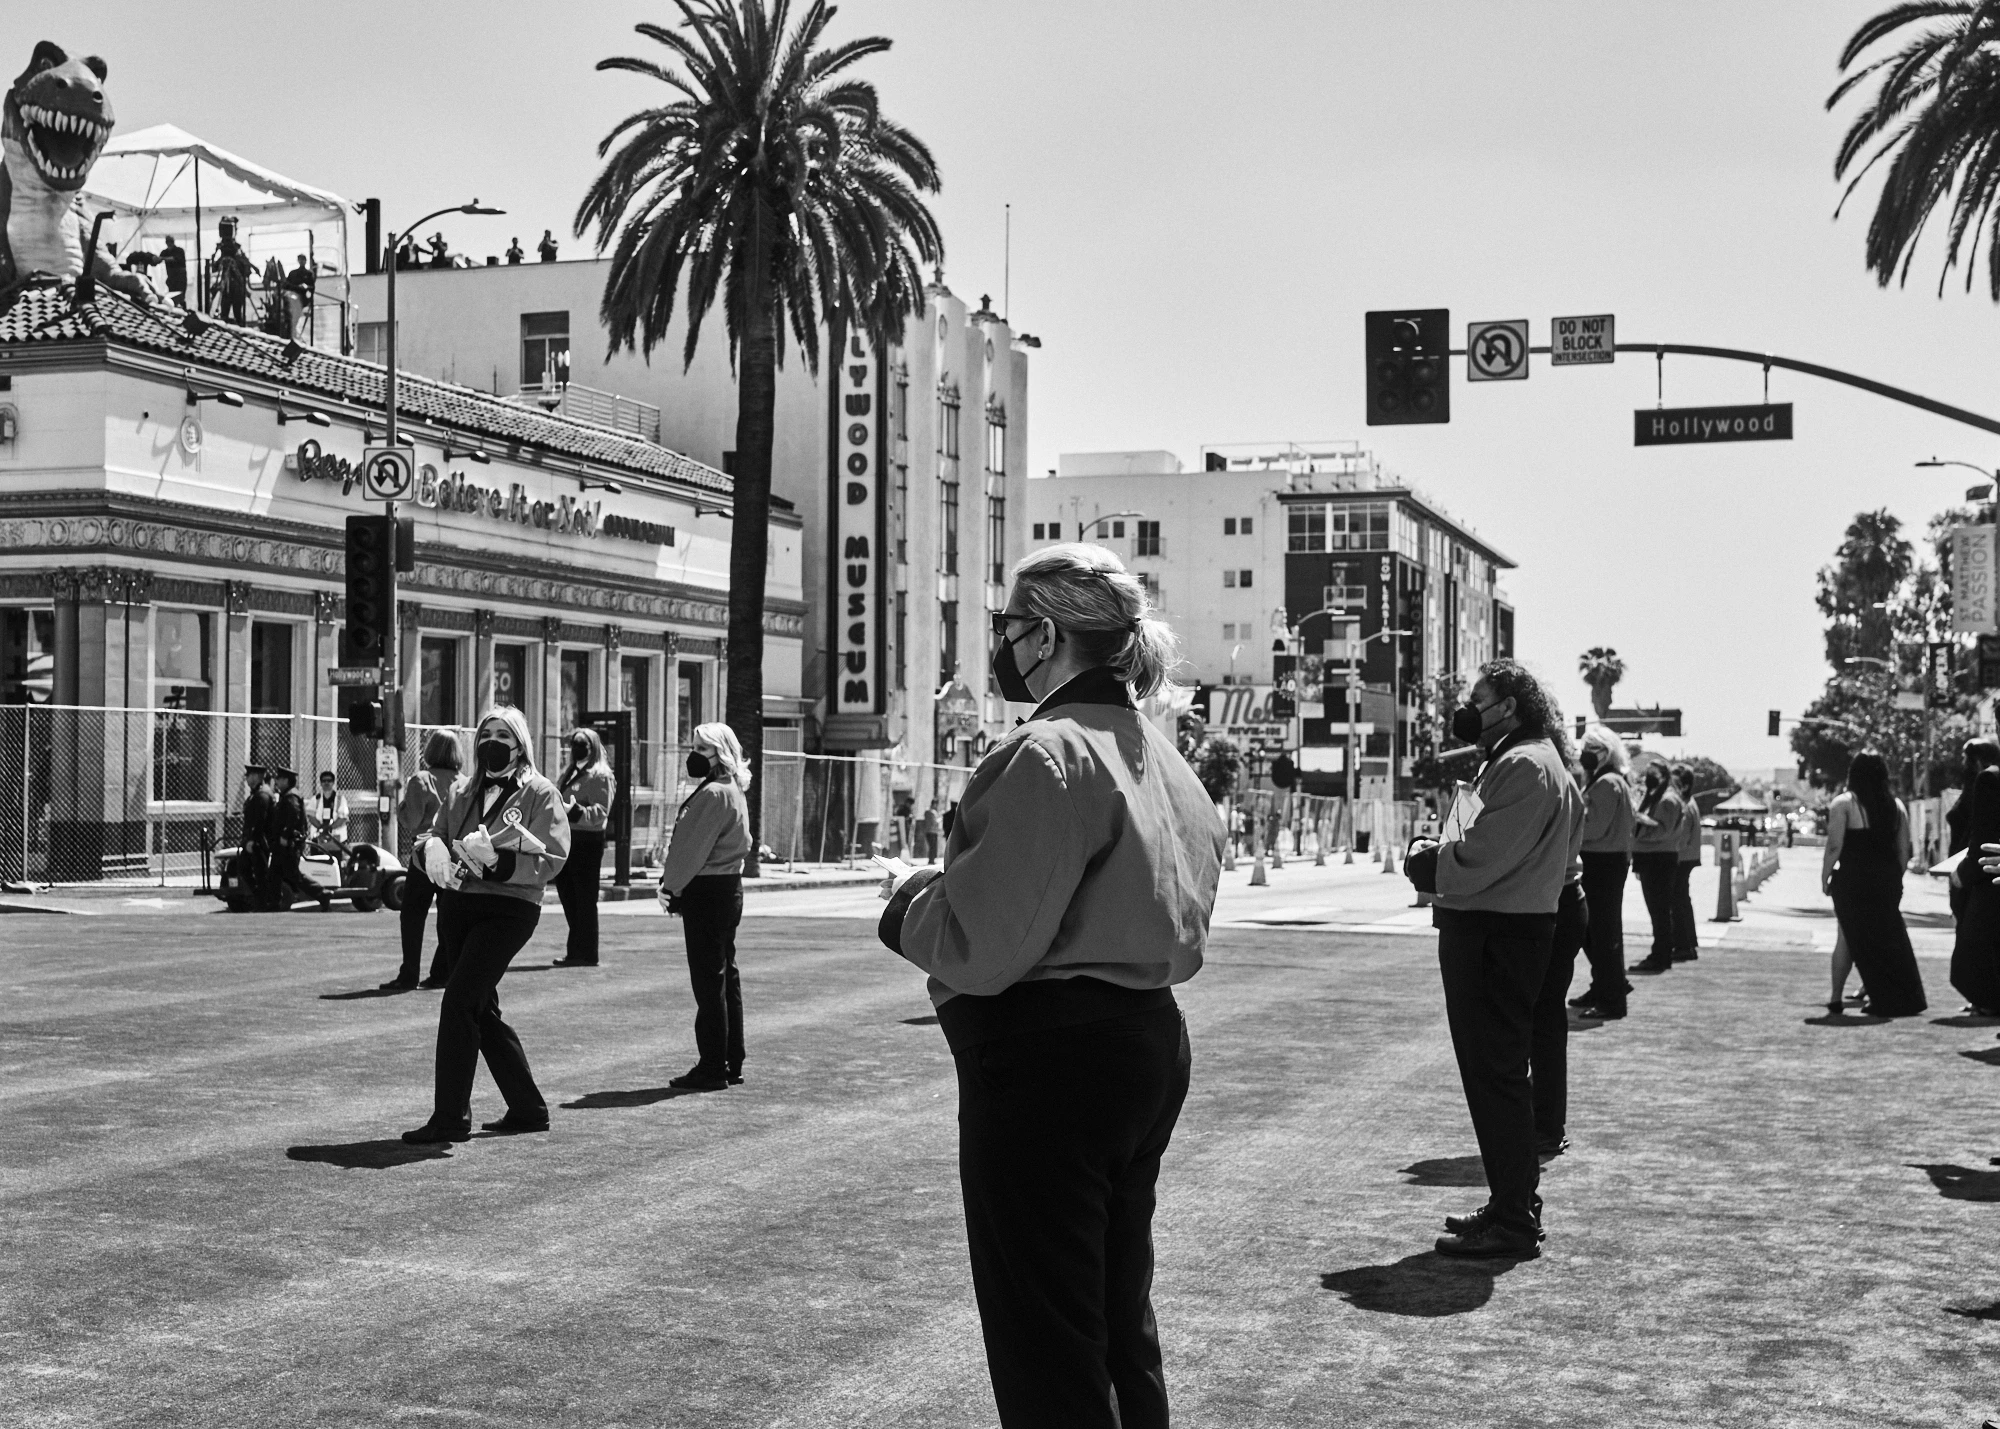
[1027,441,1514,798]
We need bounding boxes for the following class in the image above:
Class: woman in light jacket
[380,728,463,991]
[656,721,753,1091]
[1573,725,1635,1019]
[1671,764,1703,962]
[877,544,1224,1429]
[401,706,571,1144]
[551,725,614,968]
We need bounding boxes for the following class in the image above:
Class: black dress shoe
[1443,1204,1493,1235]
[481,1110,551,1134]
[669,1068,730,1091]
[1574,1000,1626,1020]
[378,975,418,991]
[1537,1134,1571,1160]
[1672,950,1699,962]
[401,1119,472,1144]
[418,975,448,989]
[549,957,599,968]
[1567,991,1595,1008]
[1629,957,1673,973]
[1436,1220,1543,1259]
[726,1068,744,1086]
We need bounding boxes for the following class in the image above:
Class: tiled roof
[0,280,735,496]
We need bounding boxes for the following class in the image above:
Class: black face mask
[991,620,1050,704]
[1450,702,1491,744]
[475,738,514,775]
[571,743,589,765]
[1579,750,1600,774]
[686,751,711,780]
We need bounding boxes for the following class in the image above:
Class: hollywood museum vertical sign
[828,323,888,734]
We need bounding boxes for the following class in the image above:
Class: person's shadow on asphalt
[1803,1010,1889,1026]
[1907,1163,2000,1202]
[1398,1155,1486,1187]
[560,1087,707,1109]
[285,1140,451,1170]
[1321,1252,1522,1317]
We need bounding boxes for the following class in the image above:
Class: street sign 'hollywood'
[1551,314,1614,365]
[326,666,382,686]
[1633,404,1792,447]
[1466,320,1529,382]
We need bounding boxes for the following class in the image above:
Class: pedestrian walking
[1405,660,1584,1259]
[401,708,570,1144]
[919,800,942,864]
[877,543,1223,1429]
[239,764,274,910]
[551,726,614,968]
[1951,740,2000,1014]
[381,730,463,992]
[1628,761,1686,974]
[656,722,754,1091]
[1532,750,1591,1162]
[265,766,312,910]
[1671,764,1703,962]
[1823,750,1927,1018]
[1571,726,1635,1019]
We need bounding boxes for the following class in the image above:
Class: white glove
[422,838,457,888]
[457,827,498,870]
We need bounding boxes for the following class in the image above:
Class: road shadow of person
[560,1087,706,1109]
[1945,1300,2000,1321]
[1320,1251,1521,1317]
[1907,1163,2000,1202]
[1959,1048,2000,1067]
[317,986,414,1001]
[902,1015,940,1026]
[1803,1011,1890,1027]
[1399,1155,1486,1187]
[1933,1014,2000,1028]
[286,1139,450,1170]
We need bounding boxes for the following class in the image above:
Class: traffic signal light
[1767,710,1781,737]
[344,515,395,660]
[1365,308,1450,425]
[1270,754,1297,790]
[348,698,383,739]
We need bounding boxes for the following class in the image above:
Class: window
[249,621,293,715]
[941,477,959,575]
[937,389,960,459]
[355,321,396,367]
[1324,581,1368,611]
[155,608,210,688]
[558,648,590,736]
[1137,572,1160,605]
[1241,517,1253,535]
[1222,622,1238,640]
[1288,506,1326,552]
[894,590,907,691]
[0,608,54,704]
[895,373,909,440]
[1135,520,1161,557]
[1224,570,1237,589]
[493,643,528,710]
[421,636,463,728]
[1032,522,1044,539]
[940,601,958,687]
[520,311,570,389]
[894,461,909,564]
[677,661,704,747]
[1223,517,1236,536]
[1329,502,1391,551]
[1238,569,1254,588]
[986,409,1006,472]
[153,610,213,801]
[988,495,1007,585]
[621,655,651,785]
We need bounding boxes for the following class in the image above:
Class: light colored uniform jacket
[422,769,571,905]
[1581,770,1635,855]
[1632,783,1685,856]
[1678,791,1704,863]
[887,675,1225,1007]
[659,779,751,893]
[557,762,614,834]
[1436,734,1585,916]
[399,767,451,844]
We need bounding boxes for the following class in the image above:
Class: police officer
[240,764,275,910]
[267,767,313,910]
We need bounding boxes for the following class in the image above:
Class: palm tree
[1829,3,2000,298]
[577,0,943,870]
[1577,647,1625,720]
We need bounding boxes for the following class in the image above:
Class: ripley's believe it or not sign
[830,327,886,716]
[288,440,674,547]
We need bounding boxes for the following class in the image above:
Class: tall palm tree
[577,0,943,870]
[1830,2,2000,298]
[1577,647,1625,720]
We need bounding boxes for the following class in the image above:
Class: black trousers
[432,894,545,1122]
[1672,859,1700,956]
[956,1003,1191,1429]
[554,830,606,963]
[1579,852,1630,1006]
[265,844,304,909]
[1633,852,1679,960]
[397,865,448,982]
[680,874,744,1075]
[1437,908,1556,1234]
[1533,882,1588,1138]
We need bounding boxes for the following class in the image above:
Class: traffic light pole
[382,228,399,749]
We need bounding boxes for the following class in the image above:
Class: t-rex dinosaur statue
[0,39,154,304]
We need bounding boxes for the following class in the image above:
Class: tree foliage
[1830,2,2000,300]
[1577,647,1624,719]
[1813,508,1911,668]
[1184,735,1244,803]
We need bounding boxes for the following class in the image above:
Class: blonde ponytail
[1009,542,1183,697]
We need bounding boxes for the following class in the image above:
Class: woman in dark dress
[1949,741,2000,1015]
[1822,751,1927,1017]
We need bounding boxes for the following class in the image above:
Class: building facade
[0,282,802,880]
[1026,442,1515,799]
[349,259,1032,818]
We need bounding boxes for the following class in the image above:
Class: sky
[26,0,2000,769]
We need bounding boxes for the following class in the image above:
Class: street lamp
[378,201,503,742]
[1915,457,1998,509]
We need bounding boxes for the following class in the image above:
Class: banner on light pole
[1952,525,1999,635]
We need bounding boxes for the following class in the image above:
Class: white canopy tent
[81,124,352,351]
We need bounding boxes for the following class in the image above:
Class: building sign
[829,324,886,716]
[1954,524,1999,635]
[1201,684,1290,757]
[1550,313,1614,366]
[1633,404,1793,446]
[288,439,673,546]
